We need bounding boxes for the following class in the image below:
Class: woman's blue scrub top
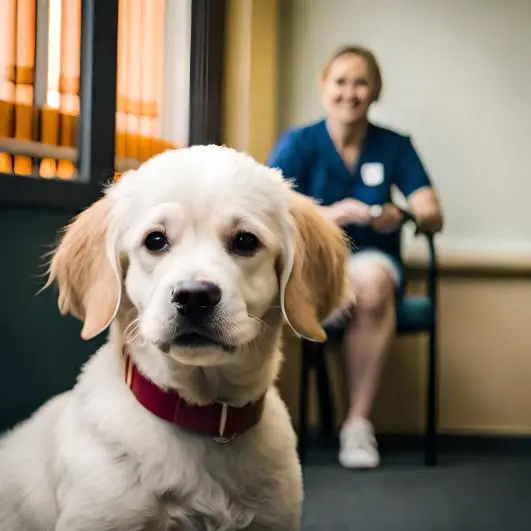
[267,119,433,269]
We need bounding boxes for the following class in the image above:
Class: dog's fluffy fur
[0,146,349,531]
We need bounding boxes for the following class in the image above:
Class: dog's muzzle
[171,279,222,322]
[170,280,234,351]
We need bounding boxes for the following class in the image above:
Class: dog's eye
[144,231,169,253]
[229,231,261,256]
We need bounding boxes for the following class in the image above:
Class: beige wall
[277,0,531,258]
[222,0,278,164]
[223,0,531,436]
[278,270,531,436]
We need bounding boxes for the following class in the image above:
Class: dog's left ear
[45,196,122,340]
[280,190,350,342]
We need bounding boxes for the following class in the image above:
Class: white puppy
[0,146,349,531]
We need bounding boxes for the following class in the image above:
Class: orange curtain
[0,0,175,179]
[40,0,80,179]
[0,0,35,175]
[0,0,17,173]
[14,0,36,175]
[117,0,173,166]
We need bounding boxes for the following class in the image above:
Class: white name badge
[360,162,384,187]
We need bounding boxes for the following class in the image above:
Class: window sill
[0,173,104,211]
[0,138,149,173]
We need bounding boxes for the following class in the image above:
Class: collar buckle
[213,401,237,445]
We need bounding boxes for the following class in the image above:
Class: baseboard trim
[381,433,531,453]
[307,431,531,453]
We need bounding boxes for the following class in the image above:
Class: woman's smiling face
[321,52,377,125]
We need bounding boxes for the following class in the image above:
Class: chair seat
[396,295,434,332]
[324,295,434,340]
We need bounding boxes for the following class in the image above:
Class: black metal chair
[298,215,439,466]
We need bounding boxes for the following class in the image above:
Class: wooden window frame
[0,0,225,210]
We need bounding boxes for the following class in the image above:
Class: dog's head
[46,146,349,366]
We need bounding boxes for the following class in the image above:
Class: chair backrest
[400,212,439,305]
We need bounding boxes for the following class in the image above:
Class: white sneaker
[339,418,380,469]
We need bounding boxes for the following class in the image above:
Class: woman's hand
[407,187,444,234]
[369,203,403,233]
[320,199,371,227]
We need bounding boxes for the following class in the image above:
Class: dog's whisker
[247,314,269,331]
[124,327,140,343]
[125,328,139,341]
[124,319,147,347]
[124,317,139,334]
[125,333,147,349]
[124,324,138,338]
[125,324,139,339]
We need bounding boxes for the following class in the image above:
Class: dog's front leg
[55,504,150,531]
[56,515,144,531]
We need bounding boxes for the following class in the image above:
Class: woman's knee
[348,261,396,320]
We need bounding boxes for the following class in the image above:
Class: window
[115,0,190,172]
[0,0,225,209]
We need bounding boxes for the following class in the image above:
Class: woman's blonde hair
[320,45,383,101]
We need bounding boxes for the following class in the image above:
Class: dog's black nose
[172,280,222,318]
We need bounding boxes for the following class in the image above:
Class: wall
[0,208,104,432]
[278,271,531,436]
[274,0,531,435]
[221,0,531,436]
[277,0,531,258]
[222,0,278,163]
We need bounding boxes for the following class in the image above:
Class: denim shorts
[348,248,406,297]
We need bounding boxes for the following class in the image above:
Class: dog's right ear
[45,196,122,340]
[279,190,350,342]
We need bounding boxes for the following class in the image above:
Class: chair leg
[425,322,438,466]
[314,343,334,442]
[298,339,312,465]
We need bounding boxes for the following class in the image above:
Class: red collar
[122,348,264,442]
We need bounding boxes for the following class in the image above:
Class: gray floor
[302,448,531,531]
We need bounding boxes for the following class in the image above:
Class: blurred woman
[268,45,444,469]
